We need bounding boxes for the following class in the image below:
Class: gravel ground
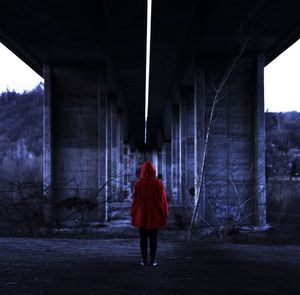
[1,236,300,294]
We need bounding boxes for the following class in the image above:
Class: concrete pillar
[152,151,158,175]
[161,144,167,188]
[193,51,263,226]
[106,92,118,205]
[171,104,180,202]
[156,149,163,179]
[130,147,139,194]
[123,144,131,198]
[181,88,195,205]
[45,64,108,223]
[194,58,206,218]
[255,53,266,226]
[106,93,112,210]
[164,142,172,198]
[111,95,118,195]
[42,64,53,224]
[116,108,125,199]
[179,93,186,203]
[97,67,108,222]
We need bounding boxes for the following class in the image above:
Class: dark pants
[139,228,158,263]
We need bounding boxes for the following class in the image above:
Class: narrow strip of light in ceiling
[144,0,152,143]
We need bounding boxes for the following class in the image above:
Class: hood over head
[140,161,156,178]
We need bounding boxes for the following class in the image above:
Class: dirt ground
[1,235,300,295]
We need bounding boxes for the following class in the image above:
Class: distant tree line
[265,111,300,178]
[0,84,43,188]
[266,112,300,151]
[0,83,43,160]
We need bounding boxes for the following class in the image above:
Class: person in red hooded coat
[131,160,168,266]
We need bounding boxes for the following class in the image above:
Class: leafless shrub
[0,162,134,231]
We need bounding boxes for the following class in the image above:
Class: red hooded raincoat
[131,161,168,229]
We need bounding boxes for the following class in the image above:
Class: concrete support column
[182,88,196,204]
[129,147,139,194]
[194,59,206,217]
[43,64,53,224]
[164,142,173,198]
[105,93,112,210]
[179,94,187,203]
[171,105,180,202]
[161,145,167,187]
[45,64,108,223]
[152,151,158,175]
[97,67,108,222]
[123,144,131,198]
[111,95,118,194]
[106,92,118,205]
[255,53,266,226]
[192,51,263,226]
[156,149,163,179]
[116,108,124,199]
[163,142,172,197]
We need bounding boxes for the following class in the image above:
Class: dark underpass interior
[1,1,300,294]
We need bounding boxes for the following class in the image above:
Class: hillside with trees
[0,84,43,157]
[265,111,300,178]
[0,84,43,184]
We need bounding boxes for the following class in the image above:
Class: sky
[0,43,43,93]
[0,40,300,112]
[265,39,300,112]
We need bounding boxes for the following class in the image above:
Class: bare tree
[187,25,259,240]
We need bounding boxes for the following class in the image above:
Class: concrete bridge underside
[1,0,300,226]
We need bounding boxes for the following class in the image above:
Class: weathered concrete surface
[1,237,300,294]
[43,64,135,224]
[255,53,267,226]
[160,52,266,226]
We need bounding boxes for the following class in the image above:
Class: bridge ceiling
[0,0,300,148]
